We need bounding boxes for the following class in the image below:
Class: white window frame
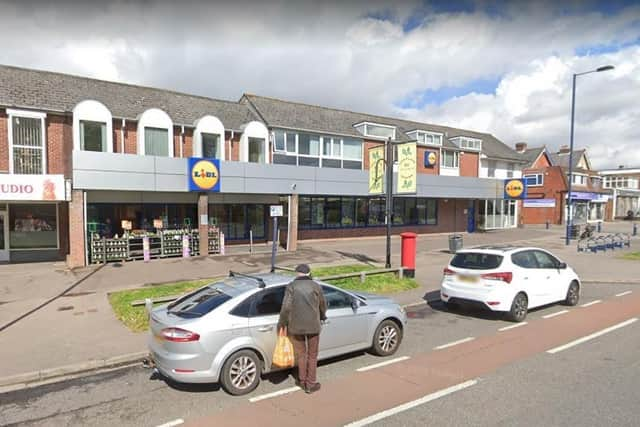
[7,109,47,175]
[240,121,269,164]
[524,173,544,187]
[72,100,113,153]
[321,136,342,159]
[440,150,459,169]
[451,136,482,151]
[408,130,443,146]
[571,173,587,185]
[194,115,225,160]
[137,108,174,157]
[354,121,396,140]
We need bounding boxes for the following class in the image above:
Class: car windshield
[168,286,232,318]
[450,252,504,270]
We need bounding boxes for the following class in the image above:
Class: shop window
[247,205,266,238]
[312,198,325,228]
[248,138,265,163]
[145,127,169,157]
[341,198,355,227]
[299,197,312,229]
[355,197,368,227]
[80,120,107,152]
[10,114,46,174]
[368,198,386,226]
[202,133,221,158]
[9,204,57,249]
[326,197,341,228]
[393,198,405,224]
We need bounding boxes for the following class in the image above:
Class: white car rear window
[451,253,503,270]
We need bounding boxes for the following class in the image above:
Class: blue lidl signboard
[188,158,221,192]
[503,178,527,200]
[424,150,437,168]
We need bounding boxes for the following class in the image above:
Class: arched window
[240,121,269,164]
[137,108,174,157]
[72,100,113,152]
[194,115,225,159]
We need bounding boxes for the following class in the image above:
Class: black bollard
[545,220,550,230]
[634,223,638,236]
[597,222,602,233]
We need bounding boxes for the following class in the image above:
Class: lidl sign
[188,158,220,192]
[424,150,437,168]
[503,179,527,200]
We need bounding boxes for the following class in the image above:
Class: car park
[440,246,581,322]
[146,272,407,395]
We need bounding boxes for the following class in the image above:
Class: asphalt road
[0,282,637,427]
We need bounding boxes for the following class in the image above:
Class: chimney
[515,142,527,152]
[558,145,571,154]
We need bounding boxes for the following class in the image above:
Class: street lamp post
[565,65,614,246]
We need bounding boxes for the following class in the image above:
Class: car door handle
[257,326,273,332]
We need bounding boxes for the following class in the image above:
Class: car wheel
[507,292,528,322]
[220,350,261,396]
[564,281,580,306]
[371,319,403,356]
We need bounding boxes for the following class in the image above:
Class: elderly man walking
[278,264,327,394]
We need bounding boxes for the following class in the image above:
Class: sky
[1,0,639,169]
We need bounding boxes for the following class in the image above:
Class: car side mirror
[351,298,360,310]
[557,262,567,269]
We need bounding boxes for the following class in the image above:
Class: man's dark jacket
[278,276,328,335]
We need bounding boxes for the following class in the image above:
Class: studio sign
[0,175,64,201]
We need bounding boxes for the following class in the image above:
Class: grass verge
[109,264,418,332]
[108,279,214,332]
[313,264,419,294]
[621,252,640,261]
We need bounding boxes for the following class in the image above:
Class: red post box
[400,232,417,278]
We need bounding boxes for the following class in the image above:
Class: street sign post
[270,205,283,272]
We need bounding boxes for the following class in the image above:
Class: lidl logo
[188,158,220,192]
[424,151,437,168]
[504,179,527,199]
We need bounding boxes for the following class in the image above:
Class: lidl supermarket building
[0,65,527,267]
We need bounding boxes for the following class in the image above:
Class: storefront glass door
[0,211,8,261]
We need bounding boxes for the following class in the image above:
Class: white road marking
[498,322,528,331]
[248,386,302,403]
[615,291,632,297]
[434,337,475,350]
[156,419,184,427]
[580,300,602,307]
[547,318,638,354]
[542,310,569,319]
[357,356,410,372]
[343,380,478,427]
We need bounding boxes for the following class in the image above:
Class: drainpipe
[230,130,234,161]
[180,126,185,158]
[120,119,125,153]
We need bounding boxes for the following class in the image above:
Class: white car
[440,246,581,322]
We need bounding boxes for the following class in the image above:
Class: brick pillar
[67,189,86,268]
[288,194,298,251]
[198,193,209,256]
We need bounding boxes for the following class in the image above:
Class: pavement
[0,222,639,385]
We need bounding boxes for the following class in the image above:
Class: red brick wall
[112,120,122,153]
[363,141,384,170]
[0,110,8,172]
[417,146,439,175]
[173,127,181,157]
[522,166,566,225]
[46,114,73,178]
[531,152,551,169]
[460,152,479,177]
[124,122,137,154]
[228,134,241,161]
[183,129,194,158]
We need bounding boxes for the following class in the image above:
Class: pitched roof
[549,149,588,170]
[242,94,525,162]
[519,146,546,168]
[0,64,258,129]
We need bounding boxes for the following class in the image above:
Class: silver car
[146,272,407,395]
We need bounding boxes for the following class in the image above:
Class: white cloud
[0,0,639,168]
